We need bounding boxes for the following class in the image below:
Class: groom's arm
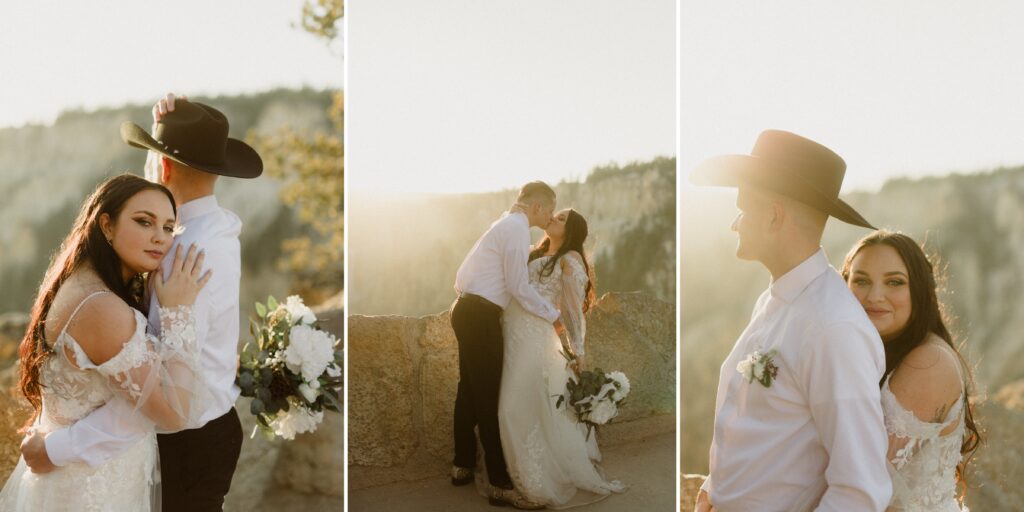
[41,399,153,468]
[803,320,892,512]
[501,226,559,322]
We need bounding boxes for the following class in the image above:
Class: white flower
[607,371,630,401]
[736,358,754,379]
[586,399,618,425]
[298,382,320,403]
[752,360,766,381]
[326,363,341,378]
[284,325,336,382]
[284,295,317,325]
[596,382,618,401]
[269,402,324,440]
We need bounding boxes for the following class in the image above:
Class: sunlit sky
[347,0,675,195]
[681,1,1024,193]
[0,1,342,128]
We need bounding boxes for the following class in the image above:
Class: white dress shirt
[46,195,242,467]
[454,211,559,323]
[702,249,892,512]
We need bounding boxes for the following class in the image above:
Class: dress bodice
[528,256,564,302]
[882,374,967,512]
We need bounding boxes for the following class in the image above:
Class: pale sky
[0,1,342,128]
[681,1,1024,193]
[347,0,676,195]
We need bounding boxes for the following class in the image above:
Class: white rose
[284,325,337,382]
[285,295,317,325]
[737,359,753,378]
[586,399,618,425]
[607,371,630,401]
[298,382,319,403]
[269,402,324,440]
[596,382,618,401]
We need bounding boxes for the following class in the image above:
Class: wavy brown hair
[841,230,981,499]
[528,209,596,313]
[17,173,175,429]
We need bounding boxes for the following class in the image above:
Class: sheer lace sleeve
[95,305,210,432]
[558,252,589,357]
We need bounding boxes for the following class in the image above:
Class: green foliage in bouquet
[237,295,342,440]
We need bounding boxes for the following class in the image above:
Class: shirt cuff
[544,309,560,324]
[43,429,73,467]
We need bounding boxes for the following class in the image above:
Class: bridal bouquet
[555,352,630,440]
[237,295,343,440]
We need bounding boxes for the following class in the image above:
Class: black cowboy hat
[121,100,262,179]
[690,129,875,229]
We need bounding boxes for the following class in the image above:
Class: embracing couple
[692,130,981,512]
[0,94,262,511]
[450,182,626,510]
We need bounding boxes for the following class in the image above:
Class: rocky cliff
[348,157,676,317]
[348,291,675,490]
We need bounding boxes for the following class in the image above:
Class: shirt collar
[769,248,830,304]
[176,195,219,224]
[508,210,528,226]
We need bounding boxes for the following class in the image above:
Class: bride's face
[544,209,572,240]
[846,244,912,341]
[100,189,177,279]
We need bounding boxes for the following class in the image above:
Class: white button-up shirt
[46,195,242,467]
[702,249,892,512]
[454,211,559,323]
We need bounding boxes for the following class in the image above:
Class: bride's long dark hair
[528,209,596,313]
[17,174,176,430]
[841,230,981,499]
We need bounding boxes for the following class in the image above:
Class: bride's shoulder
[888,337,963,422]
[64,292,141,366]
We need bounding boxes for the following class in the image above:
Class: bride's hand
[154,243,212,308]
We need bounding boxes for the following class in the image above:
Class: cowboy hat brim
[120,121,263,179]
[692,154,875,229]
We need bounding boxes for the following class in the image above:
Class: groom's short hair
[517,181,556,206]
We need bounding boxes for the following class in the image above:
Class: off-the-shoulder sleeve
[559,253,590,357]
[96,306,211,432]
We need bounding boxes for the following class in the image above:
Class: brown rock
[347,315,418,466]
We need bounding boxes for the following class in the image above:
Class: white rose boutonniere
[736,349,780,387]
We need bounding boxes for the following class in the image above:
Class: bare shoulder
[64,293,140,366]
[888,335,964,423]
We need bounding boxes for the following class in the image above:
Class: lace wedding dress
[493,253,625,509]
[882,351,968,512]
[0,290,205,512]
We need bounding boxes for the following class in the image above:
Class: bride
[842,230,981,511]
[495,207,626,509]
[0,174,211,511]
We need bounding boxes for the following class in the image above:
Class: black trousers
[157,408,243,511]
[451,294,511,488]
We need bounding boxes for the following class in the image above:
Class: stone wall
[348,291,676,489]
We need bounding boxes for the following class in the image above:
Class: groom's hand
[21,431,56,474]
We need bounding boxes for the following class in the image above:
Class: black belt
[458,293,503,313]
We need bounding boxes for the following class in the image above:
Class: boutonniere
[736,349,780,388]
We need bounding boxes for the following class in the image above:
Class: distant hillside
[0,88,337,318]
[680,166,1024,485]
[348,157,675,316]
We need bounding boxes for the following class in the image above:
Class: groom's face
[731,188,773,261]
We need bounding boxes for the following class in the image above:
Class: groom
[21,94,261,511]
[450,181,561,509]
[691,130,892,511]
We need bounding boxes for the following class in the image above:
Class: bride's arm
[558,252,589,358]
[502,224,559,322]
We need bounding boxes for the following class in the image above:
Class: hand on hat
[146,93,188,180]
